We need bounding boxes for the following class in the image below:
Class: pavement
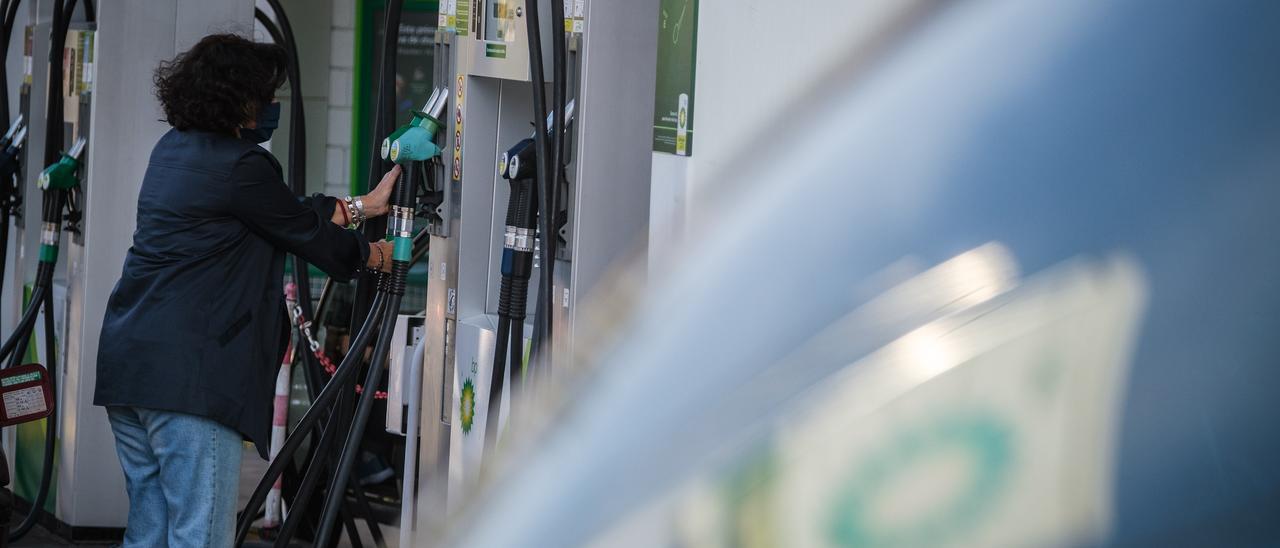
[10,445,397,547]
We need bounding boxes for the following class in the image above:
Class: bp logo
[826,413,1013,547]
[460,378,476,434]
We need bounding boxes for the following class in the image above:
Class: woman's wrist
[360,195,387,217]
[343,195,369,226]
[336,198,351,226]
[366,241,391,273]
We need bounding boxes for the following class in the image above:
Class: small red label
[0,364,54,427]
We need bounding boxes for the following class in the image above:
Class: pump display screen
[484,0,518,43]
[0,364,53,427]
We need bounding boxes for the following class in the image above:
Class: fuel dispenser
[0,1,257,542]
[0,117,26,300]
[0,1,93,541]
[395,0,657,543]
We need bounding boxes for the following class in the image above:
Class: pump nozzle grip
[388,126,441,164]
[37,138,87,190]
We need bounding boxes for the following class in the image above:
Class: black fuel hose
[314,285,402,548]
[531,0,569,379]
[235,290,388,546]
[350,0,402,330]
[484,0,552,455]
[7,288,55,541]
[522,0,553,388]
[273,375,388,548]
[0,208,8,303]
[484,170,536,455]
[483,297,511,455]
[0,281,44,364]
[313,156,419,547]
[5,265,48,369]
[271,401,342,546]
[254,10,285,50]
[507,179,538,389]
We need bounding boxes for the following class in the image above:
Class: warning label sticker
[4,386,47,418]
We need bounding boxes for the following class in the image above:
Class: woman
[93,34,397,547]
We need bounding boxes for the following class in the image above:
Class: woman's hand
[361,165,401,217]
[367,240,395,273]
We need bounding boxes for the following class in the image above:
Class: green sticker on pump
[1,372,39,387]
[485,43,507,59]
[456,0,470,36]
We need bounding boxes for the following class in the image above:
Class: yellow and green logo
[460,378,477,434]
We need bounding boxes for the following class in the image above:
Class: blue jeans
[106,406,242,548]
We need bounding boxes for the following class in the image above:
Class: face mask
[241,102,281,143]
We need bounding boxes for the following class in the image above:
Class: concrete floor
[12,444,398,547]
[9,525,106,547]
[238,444,400,548]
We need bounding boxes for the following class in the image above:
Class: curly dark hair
[154,34,288,134]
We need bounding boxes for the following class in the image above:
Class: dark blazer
[94,129,368,458]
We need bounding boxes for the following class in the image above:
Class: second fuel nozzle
[37,137,87,191]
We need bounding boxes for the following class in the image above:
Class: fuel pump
[481,137,539,456]
[0,0,89,541]
[0,0,27,329]
[426,0,656,523]
[0,117,26,172]
[0,0,83,390]
[2,136,83,542]
[0,0,248,539]
[308,91,444,548]
[0,117,23,302]
[483,100,574,454]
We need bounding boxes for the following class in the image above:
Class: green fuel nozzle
[381,87,448,164]
[37,137,86,191]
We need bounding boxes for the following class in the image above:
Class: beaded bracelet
[373,243,385,272]
[337,198,351,226]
